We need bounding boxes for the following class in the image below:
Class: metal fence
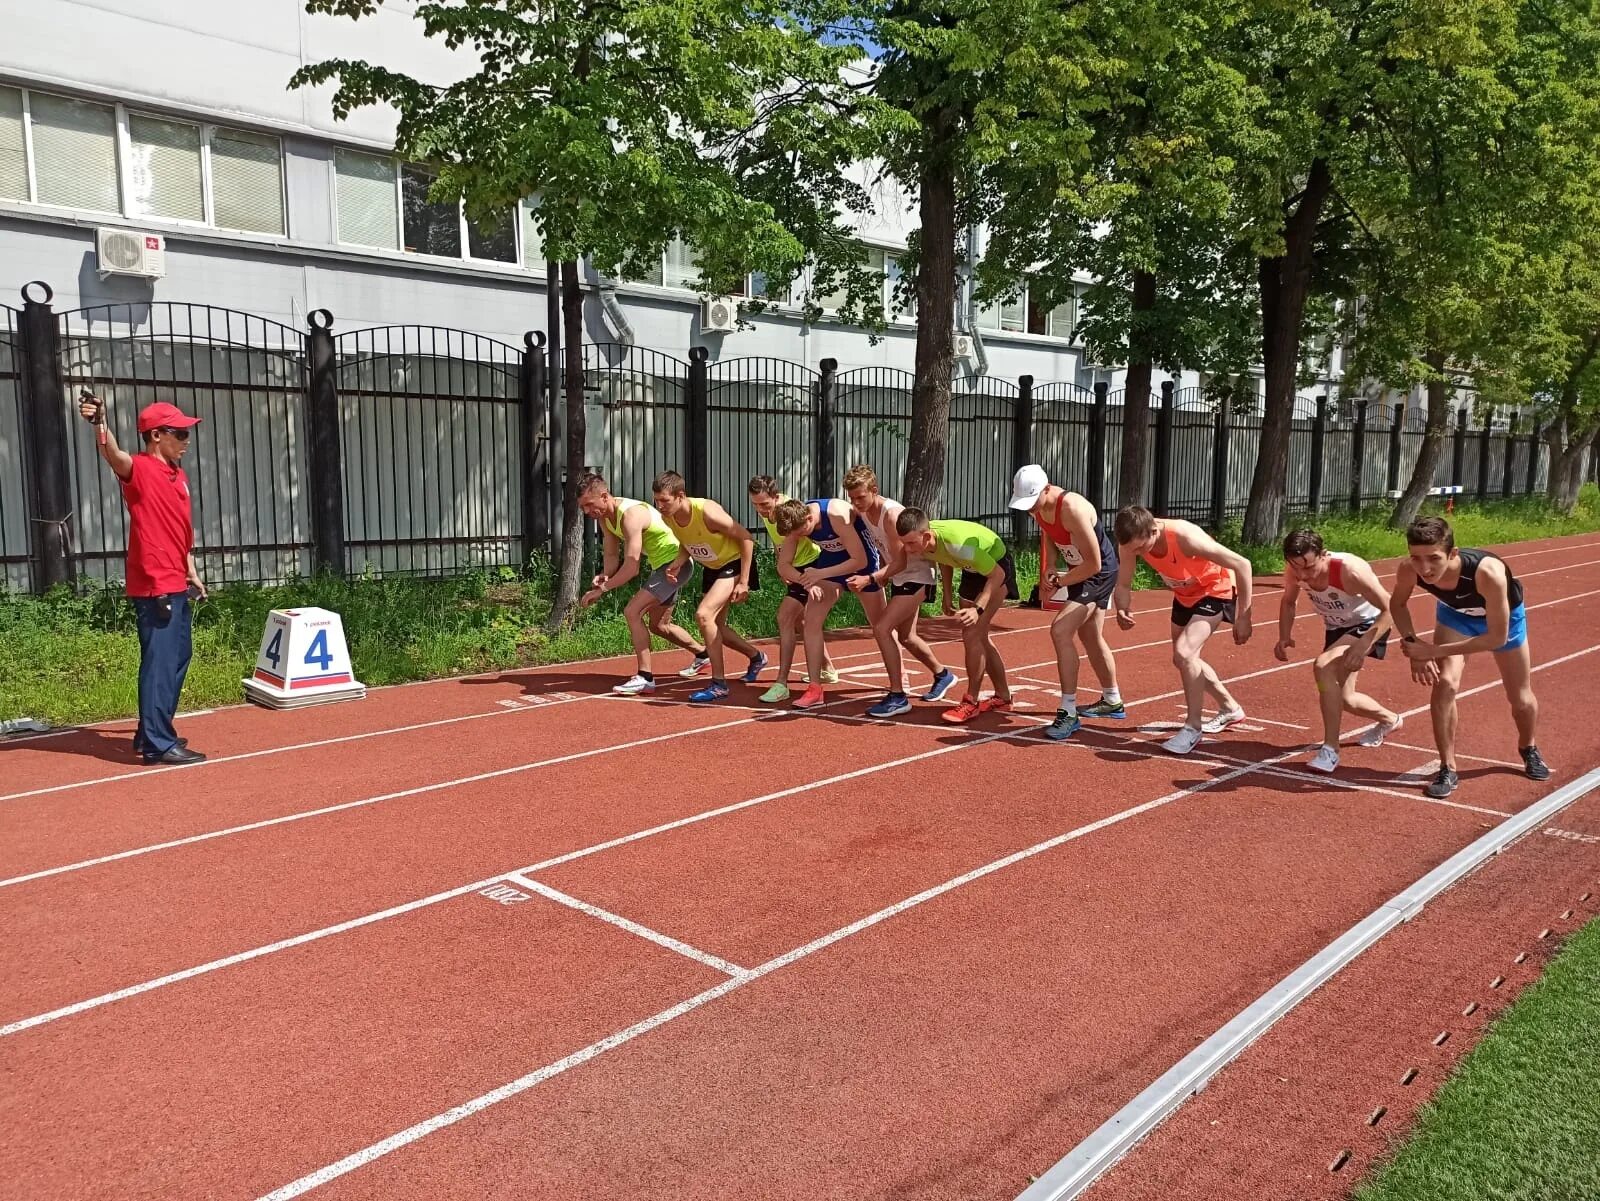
[0,280,1558,595]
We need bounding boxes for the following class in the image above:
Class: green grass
[1354,914,1600,1201]
[3,486,1595,726]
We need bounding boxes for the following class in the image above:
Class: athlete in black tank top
[1413,548,1524,614]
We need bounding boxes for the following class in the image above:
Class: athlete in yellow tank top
[747,475,837,702]
[652,471,766,701]
[576,471,705,696]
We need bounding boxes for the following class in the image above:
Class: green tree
[293,0,853,624]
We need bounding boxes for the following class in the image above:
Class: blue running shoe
[742,651,769,684]
[921,669,958,703]
[867,693,911,718]
[1081,697,1126,719]
[1044,710,1081,741]
[690,681,730,703]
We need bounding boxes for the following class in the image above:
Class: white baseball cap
[1009,464,1049,510]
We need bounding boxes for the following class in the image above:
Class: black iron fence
[0,281,1555,595]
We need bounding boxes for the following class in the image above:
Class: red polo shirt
[121,452,194,597]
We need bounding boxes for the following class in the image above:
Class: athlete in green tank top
[576,472,705,695]
[747,476,836,702]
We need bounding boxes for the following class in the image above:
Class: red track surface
[4,533,1600,1201]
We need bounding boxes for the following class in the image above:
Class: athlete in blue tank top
[771,496,879,711]
[806,497,883,579]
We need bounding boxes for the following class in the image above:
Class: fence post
[519,331,550,559]
[814,357,838,498]
[1087,381,1109,512]
[1387,402,1404,495]
[1526,418,1541,495]
[1349,399,1368,512]
[17,282,72,592]
[1308,393,1328,515]
[1501,413,1518,498]
[1208,395,1231,532]
[1152,380,1175,517]
[1476,412,1492,500]
[686,346,710,495]
[304,309,346,577]
[1452,405,1469,487]
[1013,375,1034,542]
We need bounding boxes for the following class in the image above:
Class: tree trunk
[1540,332,1600,515]
[545,259,588,630]
[1391,350,1451,530]
[903,111,959,517]
[1117,270,1158,507]
[1547,428,1597,514]
[1241,156,1333,545]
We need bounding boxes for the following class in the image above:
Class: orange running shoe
[978,695,1013,716]
[941,694,983,724]
[793,683,827,710]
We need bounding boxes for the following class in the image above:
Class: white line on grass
[254,744,1311,1201]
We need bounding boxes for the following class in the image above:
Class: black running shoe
[1520,745,1551,782]
[1425,767,1459,799]
[1081,698,1126,720]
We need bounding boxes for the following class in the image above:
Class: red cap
[137,402,202,434]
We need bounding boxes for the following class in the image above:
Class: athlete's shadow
[0,726,147,765]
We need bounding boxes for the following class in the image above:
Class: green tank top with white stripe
[603,498,680,570]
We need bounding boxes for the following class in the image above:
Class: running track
[4,533,1600,1200]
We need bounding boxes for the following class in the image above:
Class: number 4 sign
[244,607,367,710]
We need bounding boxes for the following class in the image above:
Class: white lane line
[1367,739,1520,769]
[0,705,809,891]
[0,730,1014,1037]
[254,743,1310,1201]
[505,873,750,979]
[1015,763,1600,1201]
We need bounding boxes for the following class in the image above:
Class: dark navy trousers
[132,591,193,757]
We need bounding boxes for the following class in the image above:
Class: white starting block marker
[243,607,367,710]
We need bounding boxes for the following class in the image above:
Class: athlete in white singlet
[1274,528,1401,773]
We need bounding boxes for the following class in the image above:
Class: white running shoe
[820,665,841,685]
[612,674,655,696]
[1202,708,1246,734]
[679,655,711,678]
[1358,715,1403,748]
[1307,744,1340,774]
[1162,726,1204,755]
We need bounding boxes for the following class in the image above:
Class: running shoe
[793,683,827,710]
[1425,766,1460,799]
[1307,744,1340,774]
[1358,715,1403,748]
[941,695,983,724]
[742,651,770,684]
[1081,697,1126,720]
[1201,708,1246,734]
[613,674,655,696]
[867,693,911,718]
[679,654,711,678]
[690,681,730,704]
[1044,711,1081,741]
[820,665,841,685]
[1521,745,1552,781]
[759,682,791,705]
[1162,726,1203,755]
[978,696,1013,716]
[921,668,958,702]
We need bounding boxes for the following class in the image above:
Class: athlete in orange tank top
[1111,507,1254,756]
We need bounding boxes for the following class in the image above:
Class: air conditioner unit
[702,295,738,333]
[954,334,975,360]
[97,228,166,279]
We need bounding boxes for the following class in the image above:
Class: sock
[1060,699,1078,719]
[712,678,726,688]
[639,671,654,682]
[1101,688,1121,705]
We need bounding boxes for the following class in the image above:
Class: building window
[335,149,400,249]
[886,254,915,321]
[0,85,285,234]
[978,281,1077,340]
[30,92,121,213]
[336,151,525,265]
[400,163,461,256]
[522,205,544,267]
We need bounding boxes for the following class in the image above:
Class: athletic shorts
[1324,620,1390,661]
[701,558,758,590]
[820,570,880,593]
[784,581,809,605]
[1064,567,1116,611]
[890,579,938,602]
[958,552,1020,605]
[1171,595,1235,627]
[1435,601,1528,652]
[642,564,686,605]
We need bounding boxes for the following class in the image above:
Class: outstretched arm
[78,392,134,481]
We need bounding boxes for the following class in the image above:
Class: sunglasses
[157,427,192,441]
